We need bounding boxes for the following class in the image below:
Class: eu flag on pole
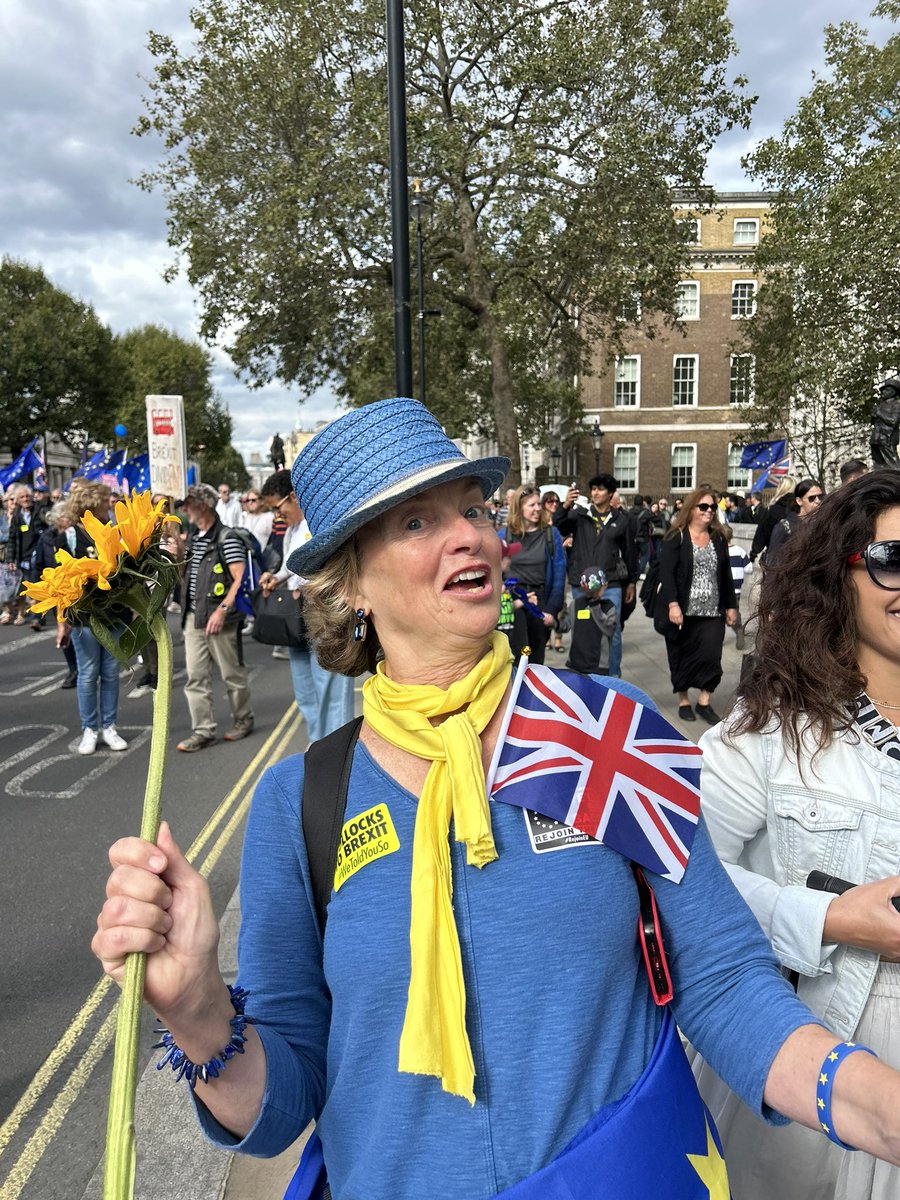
[487,667,703,882]
[739,440,787,471]
[120,452,151,493]
[82,449,125,482]
[753,454,791,492]
[0,439,43,489]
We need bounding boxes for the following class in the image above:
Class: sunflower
[23,553,101,615]
[115,490,178,559]
[81,510,124,589]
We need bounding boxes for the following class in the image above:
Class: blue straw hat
[286,398,509,575]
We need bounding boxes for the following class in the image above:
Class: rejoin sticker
[334,803,400,892]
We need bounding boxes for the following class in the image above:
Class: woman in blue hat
[94,400,900,1200]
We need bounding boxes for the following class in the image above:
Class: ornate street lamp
[550,445,562,479]
[589,419,604,473]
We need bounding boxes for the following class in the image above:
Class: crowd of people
[7,416,900,1200]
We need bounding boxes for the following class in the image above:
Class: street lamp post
[385,0,413,398]
[589,419,604,474]
[411,180,441,407]
[550,445,561,480]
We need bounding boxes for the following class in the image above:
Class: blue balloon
[114,423,127,437]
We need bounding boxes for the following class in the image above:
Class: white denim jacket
[699,714,900,1040]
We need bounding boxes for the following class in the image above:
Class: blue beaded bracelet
[154,985,255,1090]
[816,1039,877,1149]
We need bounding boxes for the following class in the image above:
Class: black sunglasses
[695,502,716,513]
[848,541,900,590]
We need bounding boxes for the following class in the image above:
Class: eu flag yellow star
[686,1117,730,1199]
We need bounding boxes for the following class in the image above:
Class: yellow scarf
[361,631,513,1104]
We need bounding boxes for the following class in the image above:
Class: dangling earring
[353,608,368,643]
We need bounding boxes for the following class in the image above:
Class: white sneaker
[78,729,97,755]
[271,646,289,659]
[101,725,128,751]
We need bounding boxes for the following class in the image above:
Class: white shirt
[216,497,242,527]
[275,519,311,590]
[241,509,273,545]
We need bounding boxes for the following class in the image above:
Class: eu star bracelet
[816,1039,877,1150]
[154,984,255,1090]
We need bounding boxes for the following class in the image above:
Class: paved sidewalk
[83,569,752,1200]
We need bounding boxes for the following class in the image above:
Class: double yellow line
[0,702,302,1200]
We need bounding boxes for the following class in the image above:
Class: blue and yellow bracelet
[816,1040,877,1150]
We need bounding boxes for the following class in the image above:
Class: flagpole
[484,649,530,792]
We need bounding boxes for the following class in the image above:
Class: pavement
[79,528,754,1200]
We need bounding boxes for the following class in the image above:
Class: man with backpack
[167,483,254,752]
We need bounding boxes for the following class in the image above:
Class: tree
[136,0,752,482]
[0,258,118,454]
[114,323,234,460]
[740,1,900,439]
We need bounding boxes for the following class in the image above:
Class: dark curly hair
[732,468,900,757]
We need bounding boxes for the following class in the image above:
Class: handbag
[250,586,308,649]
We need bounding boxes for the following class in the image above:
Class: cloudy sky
[0,0,888,462]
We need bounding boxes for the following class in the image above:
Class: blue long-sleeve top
[196,679,819,1200]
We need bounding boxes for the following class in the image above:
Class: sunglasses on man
[848,541,900,590]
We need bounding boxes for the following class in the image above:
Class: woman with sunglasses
[658,484,737,724]
[766,478,824,566]
[498,485,566,665]
[695,469,900,1199]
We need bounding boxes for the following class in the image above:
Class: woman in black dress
[659,485,737,725]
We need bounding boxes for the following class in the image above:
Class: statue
[869,378,900,470]
[270,432,286,471]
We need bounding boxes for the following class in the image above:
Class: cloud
[0,0,883,462]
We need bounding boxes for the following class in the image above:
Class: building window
[733,218,759,246]
[619,290,642,323]
[732,281,757,319]
[613,444,638,491]
[679,217,701,245]
[729,354,755,405]
[727,444,752,489]
[675,281,700,320]
[672,355,698,407]
[671,444,696,492]
[614,356,640,407]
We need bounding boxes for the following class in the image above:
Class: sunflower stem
[103,612,172,1200]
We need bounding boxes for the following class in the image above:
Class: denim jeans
[571,584,623,677]
[288,648,356,744]
[71,625,120,731]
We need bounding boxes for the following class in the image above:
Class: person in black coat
[31,501,84,683]
[2,484,48,624]
[658,485,737,725]
[749,477,797,563]
[555,473,637,678]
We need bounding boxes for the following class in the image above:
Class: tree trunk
[455,189,522,486]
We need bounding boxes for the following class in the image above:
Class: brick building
[575,191,773,501]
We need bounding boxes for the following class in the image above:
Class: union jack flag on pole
[487,665,703,882]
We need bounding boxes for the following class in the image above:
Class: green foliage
[114,324,226,453]
[0,258,118,454]
[741,4,900,436]
[136,0,752,479]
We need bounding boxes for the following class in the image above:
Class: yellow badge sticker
[334,803,400,892]
[577,608,591,619]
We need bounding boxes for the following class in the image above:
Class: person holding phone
[696,469,900,1199]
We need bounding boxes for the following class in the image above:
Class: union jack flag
[488,666,703,881]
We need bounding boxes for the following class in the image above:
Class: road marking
[198,710,302,879]
[0,726,69,774]
[0,674,66,697]
[184,701,299,866]
[0,1009,117,1200]
[0,977,113,1158]
[0,636,40,659]
[5,728,153,799]
[0,700,300,1197]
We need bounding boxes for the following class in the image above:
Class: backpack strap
[301,716,364,937]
